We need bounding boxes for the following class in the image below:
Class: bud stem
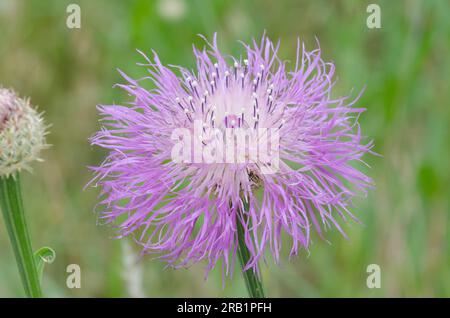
[236,200,265,298]
[0,174,42,297]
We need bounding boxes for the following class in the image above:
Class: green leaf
[34,247,56,283]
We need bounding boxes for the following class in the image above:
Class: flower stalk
[0,173,42,297]
[236,200,265,298]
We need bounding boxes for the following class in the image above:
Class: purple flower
[90,34,374,276]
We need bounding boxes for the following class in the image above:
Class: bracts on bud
[0,88,48,177]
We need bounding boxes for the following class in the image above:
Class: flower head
[0,88,48,177]
[90,34,374,275]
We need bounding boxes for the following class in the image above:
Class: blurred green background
[0,0,449,297]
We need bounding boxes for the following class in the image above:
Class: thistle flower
[0,87,50,298]
[90,34,374,277]
[0,88,47,177]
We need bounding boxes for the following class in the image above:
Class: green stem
[0,174,42,298]
[236,201,265,298]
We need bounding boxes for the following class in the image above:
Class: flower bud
[0,88,48,177]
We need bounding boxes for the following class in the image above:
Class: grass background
[0,0,449,297]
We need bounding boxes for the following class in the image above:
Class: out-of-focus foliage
[0,0,449,297]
